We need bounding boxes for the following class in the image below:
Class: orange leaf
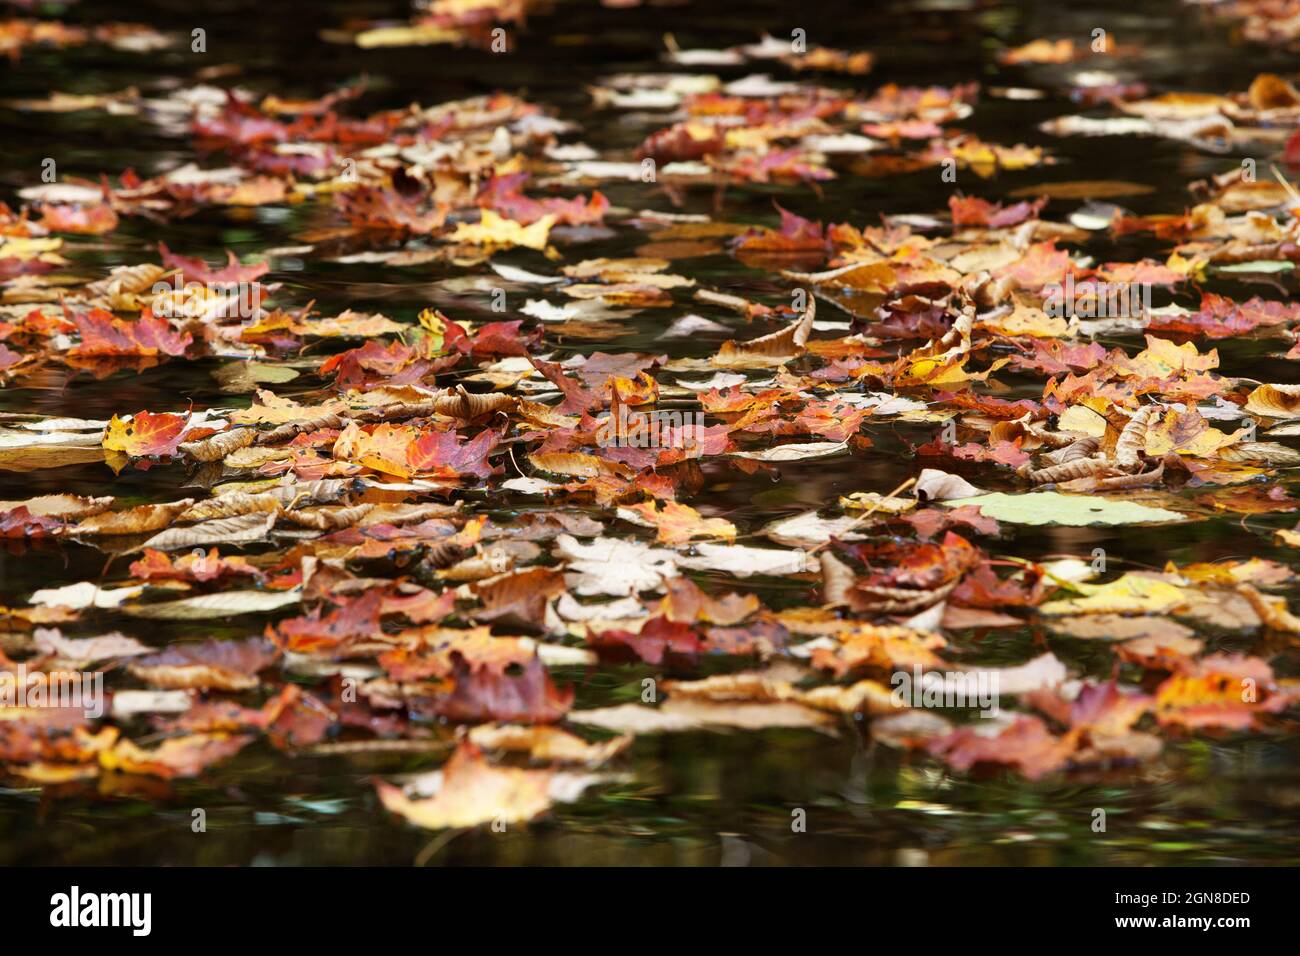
[102,411,188,457]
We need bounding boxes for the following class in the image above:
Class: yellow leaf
[1057,400,1109,437]
[1039,574,1187,616]
[449,210,555,251]
[624,500,736,546]
[978,305,1069,338]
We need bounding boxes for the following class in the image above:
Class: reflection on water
[1,0,1299,865]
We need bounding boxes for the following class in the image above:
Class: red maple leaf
[158,243,270,284]
[0,506,63,538]
[407,427,502,479]
[68,307,191,357]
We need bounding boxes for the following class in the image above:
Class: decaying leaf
[714,300,815,367]
[138,512,277,551]
[566,698,837,734]
[128,637,280,690]
[375,741,611,830]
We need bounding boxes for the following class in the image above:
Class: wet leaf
[100,733,252,779]
[567,699,836,734]
[947,492,1188,526]
[128,637,280,690]
[375,741,609,830]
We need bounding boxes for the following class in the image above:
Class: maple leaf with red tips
[903,504,1000,540]
[459,320,541,358]
[653,423,734,464]
[933,391,1044,420]
[558,473,657,507]
[6,307,75,340]
[191,93,293,146]
[862,81,978,116]
[101,733,254,779]
[0,342,24,374]
[790,400,871,442]
[269,590,384,655]
[323,519,466,559]
[0,709,106,764]
[1148,292,1300,339]
[163,684,334,752]
[243,145,337,177]
[381,587,456,625]
[0,256,60,280]
[929,716,1079,780]
[700,385,802,414]
[949,193,1046,228]
[572,351,665,389]
[317,339,451,389]
[67,307,191,358]
[651,577,760,625]
[431,651,574,724]
[167,698,278,734]
[715,148,834,184]
[840,531,982,591]
[951,560,1045,608]
[263,685,336,751]
[479,173,610,226]
[1154,654,1289,730]
[1062,680,1152,737]
[916,438,1030,469]
[471,566,567,630]
[318,338,412,378]
[994,240,1072,292]
[1093,260,1183,287]
[371,632,527,686]
[102,410,189,457]
[625,500,736,546]
[702,620,790,656]
[591,609,780,665]
[636,122,726,164]
[129,547,263,584]
[407,427,502,480]
[862,119,944,139]
[37,203,118,235]
[1114,205,1227,241]
[158,242,269,284]
[731,202,828,255]
[128,637,280,691]
[528,356,603,413]
[590,617,703,665]
[0,506,62,538]
[334,184,446,234]
[1009,339,1109,375]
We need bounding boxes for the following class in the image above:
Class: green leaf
[1214,261,1294,274]
[945,491,1187,526]
[214,361,299,394]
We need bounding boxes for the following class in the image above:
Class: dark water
[1,0,1299,865]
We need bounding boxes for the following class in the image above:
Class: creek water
[0,0,1298,865]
